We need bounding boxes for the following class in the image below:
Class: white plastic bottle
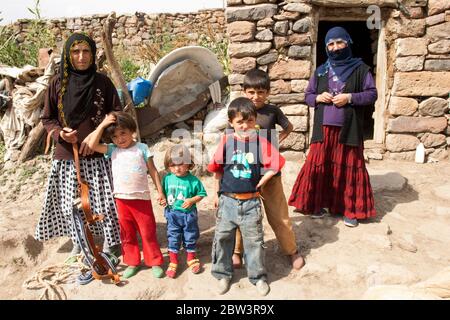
[415,142,425,163]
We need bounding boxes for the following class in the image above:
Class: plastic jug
[127,77,153,106]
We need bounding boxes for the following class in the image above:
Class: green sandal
[64,255,79,265]
[123,266,140,279]
[152,266,164,278]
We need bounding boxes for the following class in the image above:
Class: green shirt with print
[162,172,207,213]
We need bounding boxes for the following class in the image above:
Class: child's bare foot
[232,253,242,269]
[290,252,305,270]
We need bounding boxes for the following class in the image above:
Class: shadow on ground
[371,173,419,223]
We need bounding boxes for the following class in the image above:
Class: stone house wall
[226,0,450,161]
[385,0,450,161]
[10,9,226,61]
[5,2,450,161]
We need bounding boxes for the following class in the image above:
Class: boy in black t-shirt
[232,69,305,271]
[208,97,285,296]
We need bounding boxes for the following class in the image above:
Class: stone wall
[10,9,226,61]
[6,2,450,161]
[385,0,450,161]
[227,0,312,153]
[226,0,450,161]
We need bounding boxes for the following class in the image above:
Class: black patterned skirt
[35,158,121,247]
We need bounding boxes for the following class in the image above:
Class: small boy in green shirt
[161,144,207,278]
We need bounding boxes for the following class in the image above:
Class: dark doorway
[317,21,377,140]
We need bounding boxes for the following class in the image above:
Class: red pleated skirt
[288,125,376,220]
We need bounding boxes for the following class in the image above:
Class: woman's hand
[60,128,78,144]
[79,133,95,156]
[332,93,351,107]
[316,92,333,104]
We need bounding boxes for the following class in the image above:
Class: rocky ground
[1,149,450,300]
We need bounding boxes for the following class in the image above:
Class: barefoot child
[161,144,207,278]
[88,111,165,279]
[232,69,305,270]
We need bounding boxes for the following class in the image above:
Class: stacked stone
[386,0,450,161]
[226,0,312,152]
[11,9,225,60]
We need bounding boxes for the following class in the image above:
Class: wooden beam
[318,7,373,21]
[19,122,45,162]
[373,26,387,144]
[311,0,398,8]
[101,12,141,141]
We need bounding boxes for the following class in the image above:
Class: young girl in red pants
[89,111,165,279]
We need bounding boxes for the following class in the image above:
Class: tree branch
[101,11,141,141]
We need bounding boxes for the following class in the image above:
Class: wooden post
[19,122,46,162]
[101,12,141,141]
[373,25,387,144]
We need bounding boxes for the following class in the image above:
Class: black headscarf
[58,33,97,128]
[317,27,362,82]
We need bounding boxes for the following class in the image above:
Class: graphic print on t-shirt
[167,187,187,206]
[230,150,255,179]
[167,193,175,206]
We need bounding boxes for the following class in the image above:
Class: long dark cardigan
[310,63,371,147]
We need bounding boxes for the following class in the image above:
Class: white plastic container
[415,143,425,163]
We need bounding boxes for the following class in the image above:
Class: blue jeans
[164,207,199,253]
[211,195,266,285]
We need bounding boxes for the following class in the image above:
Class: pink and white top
[105,142,152,200]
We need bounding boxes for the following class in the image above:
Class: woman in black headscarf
[35,33,122,260]
[288,27,378,228]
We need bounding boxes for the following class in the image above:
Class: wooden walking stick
[101,11,141,141]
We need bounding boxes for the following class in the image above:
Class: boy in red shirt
[233,68,305,270]
[208,97,285,296]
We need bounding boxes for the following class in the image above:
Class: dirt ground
[1,153,450,300]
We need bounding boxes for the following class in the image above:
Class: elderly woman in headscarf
[35,33,122,260]
[288,26,378,228]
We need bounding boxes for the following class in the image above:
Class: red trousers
[115,198,164,267]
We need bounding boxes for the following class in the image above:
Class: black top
[41,73,122,160]
[311,63,371,146]
[220,136,263,194]
[227,103,290,145]
[255,104,290,143]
